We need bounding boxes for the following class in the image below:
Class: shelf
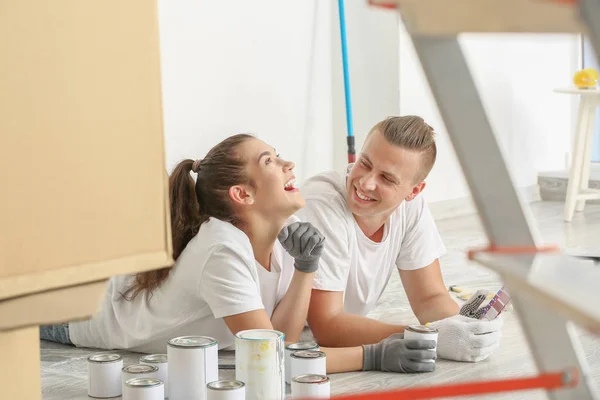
[472,251,600,333]
[369,0,584,34]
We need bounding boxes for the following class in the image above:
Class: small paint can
[291,374,330,399]
[88,353,124,398]
[289,350,326,383]
[140,354,168,396]
[167,336,218,400]
[122,364,159,395]
[404,324,439,362]
[285,341,319,384]
[207,380,246,400]
[123,377,164,400]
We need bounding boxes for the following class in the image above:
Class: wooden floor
[40,200,600,399]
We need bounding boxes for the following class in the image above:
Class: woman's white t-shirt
[68,218,295,354]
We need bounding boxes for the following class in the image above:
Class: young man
[298,116,503,363]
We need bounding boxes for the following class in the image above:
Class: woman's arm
[270,270,315,343]
[223,309,274,335]
[321,346,364,373]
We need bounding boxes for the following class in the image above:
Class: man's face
[346,130,425,219]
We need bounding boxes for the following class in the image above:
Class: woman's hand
[277,222,325,273]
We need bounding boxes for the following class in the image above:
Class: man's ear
[405,181,426,201]
[229,184,254,206]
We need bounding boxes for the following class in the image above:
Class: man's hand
[278,222,325,273]
[362,333,437,373]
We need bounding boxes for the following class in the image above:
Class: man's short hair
[368,115,437,183]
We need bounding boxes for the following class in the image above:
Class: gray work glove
[277,222,325,273]
[362,333,437,373]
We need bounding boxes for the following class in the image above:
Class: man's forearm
[414,292,459,324]
[311,312,405,347]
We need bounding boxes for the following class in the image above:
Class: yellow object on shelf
[573,68,598,89]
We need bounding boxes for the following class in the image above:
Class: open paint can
[235,329,285,400]
[291,374,330,399]
[167,336,218,400]
[87,353,123,398]
[290,350,326,383]
[285,341,319,384]
[140,354,168,396]
[404,325,439,362]
[123,377,164,400]
[207,380,246,400]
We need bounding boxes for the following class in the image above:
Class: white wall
[157,0,334,183]
[157,0,399,185]
[399,25,581,204]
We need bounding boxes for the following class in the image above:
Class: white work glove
[428,290,503,362]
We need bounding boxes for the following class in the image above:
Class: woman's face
[239,138,305,218]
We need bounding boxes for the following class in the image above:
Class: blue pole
[337,0,356,163]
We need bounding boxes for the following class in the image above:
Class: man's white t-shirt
[68,218,295,354]
[296,169,446,317]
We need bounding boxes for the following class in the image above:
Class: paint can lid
[125,378,164,388]
[207,380,245,391]
[168,336,218,348]
[122,364,159,374]
[235,329,285,341]
[290,350,326,359]
[87,354,123,364]
[292,374,330,384]
[285,341,319,351]
[140,354,168,364]
[406,324,439,334]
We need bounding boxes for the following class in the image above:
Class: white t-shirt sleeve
[396,194,447,271]
[199,245,265,319]
[300,200,351,292]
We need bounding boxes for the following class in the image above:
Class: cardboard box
[0,1,172,397]
[0,0,172,311]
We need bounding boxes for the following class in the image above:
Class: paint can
[289,350,326,382]
[291,374,330,399]
[87,353,123,398]
[140,354,168,396]
[285,341,319,384]
[404,325,439,362]
[235,329,285,400]
[167,336,218,400]
[121,364,159,395]
[206,380,246,400]
[123,377,164,400]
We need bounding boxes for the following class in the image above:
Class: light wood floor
[40,200,600,399]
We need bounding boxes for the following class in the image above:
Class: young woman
[40,134,436,374]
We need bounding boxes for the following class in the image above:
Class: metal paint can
[167,336,218,400]
[123,378,164,400]
[207,380,246,400]
[291,374,330,399]
[289,350,326,382]
[285,341,319,384]
[140,354,168,396]
[121,364,159,395]
[404,325,439,362]
[235,329,285,400]
[87,353,123,398]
